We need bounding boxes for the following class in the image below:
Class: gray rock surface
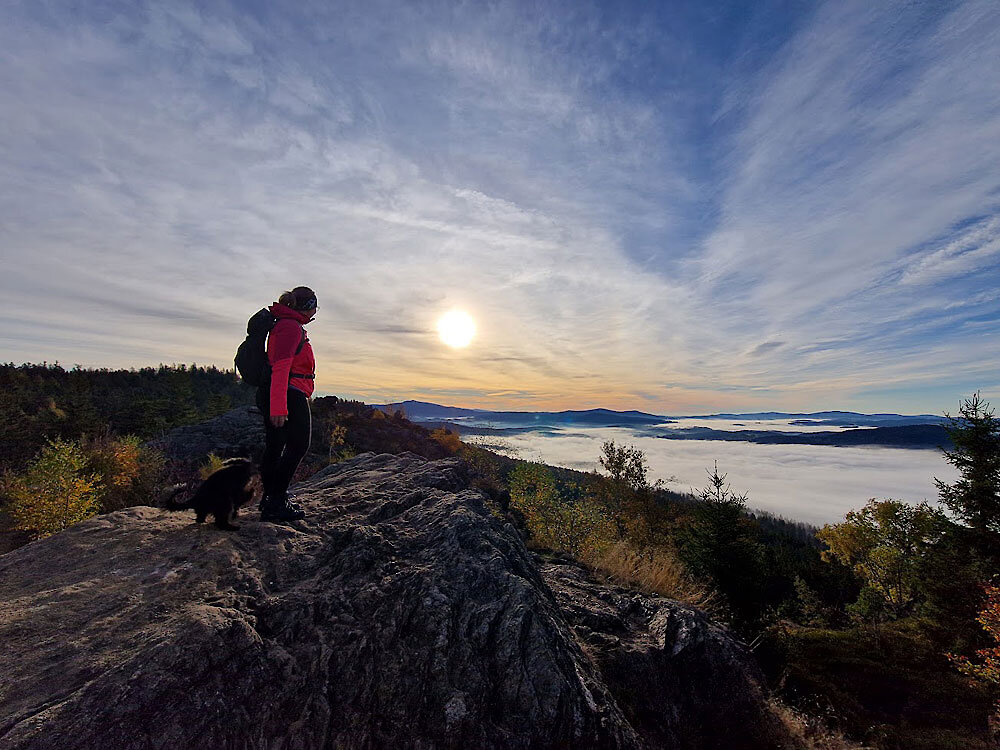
[147,405,265,464]
[540,558,783,748]
[0,453,787,749]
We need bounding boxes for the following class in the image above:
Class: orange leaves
[430,428,463,454]
[952,585,1000,687]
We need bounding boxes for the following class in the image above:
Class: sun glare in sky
[437,310,476,349]
[2,2,999,413]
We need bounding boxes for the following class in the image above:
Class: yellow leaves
[328,425,356,464]
[46,398,67,419]
[817,498,947,616]
[100,437,142,487]
[329,424,348,448]
[430,428,462,454]
[199,453,228,480]
[3,435,166,535]
[84,434,164,512]
[2,438,102,538]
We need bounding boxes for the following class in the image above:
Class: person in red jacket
[256,286,317,522]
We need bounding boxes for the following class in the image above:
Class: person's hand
[270,415,287,428]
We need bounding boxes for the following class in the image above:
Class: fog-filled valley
[472,423,955,526]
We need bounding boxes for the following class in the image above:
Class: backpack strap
[289,326,309,380]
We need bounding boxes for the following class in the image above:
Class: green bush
[3,438,102,538]
[509,462,616,558]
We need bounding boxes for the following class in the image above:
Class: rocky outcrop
[541,559,782,748]
[147,405,265,465]
[0,453,787,749]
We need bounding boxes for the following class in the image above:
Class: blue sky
[2,0,999,414]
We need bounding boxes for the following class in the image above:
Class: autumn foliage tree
[84,434,164,512]
[3,438,102,538]
[594,440,671,545]
[2,434,166,537]
[950,584,1000,717]
[817,499,947,618]
[598,440,650,492]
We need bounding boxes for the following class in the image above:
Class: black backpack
[234,309,305,387]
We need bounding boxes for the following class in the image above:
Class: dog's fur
[165,458,261,531]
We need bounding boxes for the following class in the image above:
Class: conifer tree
[935,393,1000,551]
[680,463,763,625]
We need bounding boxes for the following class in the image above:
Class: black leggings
[257,387,312,503]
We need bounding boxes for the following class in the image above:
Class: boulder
[540,558,783,748]
[0,453,787,749]
[147,405,265,465]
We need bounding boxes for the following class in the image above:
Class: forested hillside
[1,367,998,748]
[0,363,253,470]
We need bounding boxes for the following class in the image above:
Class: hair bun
[278,287,317,310]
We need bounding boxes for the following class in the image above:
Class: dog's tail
[161,483,193,511]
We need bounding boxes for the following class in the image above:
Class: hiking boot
[259,494,302,513]
[260,499,305,523]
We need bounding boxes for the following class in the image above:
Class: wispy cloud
[900,217,1000,286]
[2,0,999,413]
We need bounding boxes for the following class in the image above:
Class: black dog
[166,458,261,531]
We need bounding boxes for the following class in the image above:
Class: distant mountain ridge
[656,424,951,450]
[387,400,946,427]
[695,412,946,427]
[384,400,667,426]
[381,400,950,449]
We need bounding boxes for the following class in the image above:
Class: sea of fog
[657,418,877,433]
[470,423,956,527]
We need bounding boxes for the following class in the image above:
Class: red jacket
[267,303,316,416]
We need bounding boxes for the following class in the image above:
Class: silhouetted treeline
[0,362,253,470]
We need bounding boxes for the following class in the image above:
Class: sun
[437,310,476,348]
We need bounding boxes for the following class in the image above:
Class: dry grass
[586,541,720,612]
[769,699,869,750]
